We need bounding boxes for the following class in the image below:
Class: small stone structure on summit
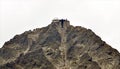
[52,19,69,28]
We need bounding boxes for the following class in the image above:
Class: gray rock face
[0,19,120,69]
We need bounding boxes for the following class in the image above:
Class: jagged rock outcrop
[0,19,120,69]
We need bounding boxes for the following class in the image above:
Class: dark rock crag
[0,19,120,69]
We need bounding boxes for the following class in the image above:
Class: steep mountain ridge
[0,19,120,69]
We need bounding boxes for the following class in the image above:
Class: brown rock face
[0,19,120,69]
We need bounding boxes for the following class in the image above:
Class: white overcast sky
[0,0,120,52]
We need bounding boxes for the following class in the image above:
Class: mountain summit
[0,19,120,69]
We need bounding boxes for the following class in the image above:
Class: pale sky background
[0,0,120,52]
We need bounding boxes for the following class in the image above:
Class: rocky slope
[0,19,120,69]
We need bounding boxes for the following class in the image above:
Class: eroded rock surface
[0,19,120,69]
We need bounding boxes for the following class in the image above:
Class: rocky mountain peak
[0,19,120,69]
